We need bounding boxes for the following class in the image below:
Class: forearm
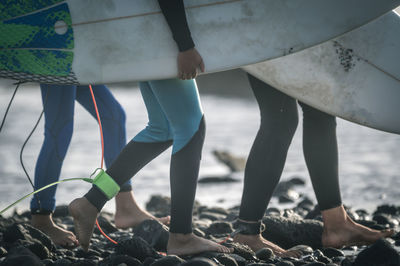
[158,0,195,51]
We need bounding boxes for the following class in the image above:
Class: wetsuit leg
[30,84,76,214]
[75,85,131,191]
[84,81,173,211]
[238,75,298,222]
[148,79,205,234]
[84,79,204,234]
[299,102,342,210]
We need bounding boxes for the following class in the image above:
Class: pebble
[0,196,398,266]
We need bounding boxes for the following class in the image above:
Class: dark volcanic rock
[374,205,400,216]
[212,150,246,172]
[353,238,400,266]
[133,219,169,251]
[198,175,239,184]
[27,241,51,260]
[115,236,161,262]
[216,253,239,266]
[146,195,171,215]
[99,254,142,266]
[206,221,233,235]
[228,242,257,261]
[199,212,227,221]
[255,248,274,261]
[278,190,299,203]
[321,247,344,258]
[262,216,323,249]
[150,255,185,266]
[3,223,56,252]
[0,247,7,257]
[181,257,219,266]
[1,246,42,266]
[95,215,118,234]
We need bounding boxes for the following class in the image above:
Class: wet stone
[193,227,206,238]
[353,238,400,266]
[373,214,392,225]
[262,216,323,249]
[198,175,239,184]
[255,248,274,261]
[228,242,256,260]
[0,247,7,257]
[143,257,156,266]
[27,241,50,260]
[146,195,171,215]
[52,258,72,266]
[150,255,185,266]
[94,215,118,234]
[275,261,295,266]
[206,221,233,235]
[374,204,400,216]
[321,247,344,258]
[199,212,227,221]
[133,219,169,251]
[1,246,43,266]
[98,254,142,266]
[302,262,325,266]
[115,236,161,262]
[216,253,239,266]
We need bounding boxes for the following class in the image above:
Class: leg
[300,103,394,248]
[234,75,300,256]
[76,85,170,227]
[69,82,173,251]
[30,84,78,247]
[148,79,231,255]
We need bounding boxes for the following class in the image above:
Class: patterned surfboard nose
[0,1,78,84]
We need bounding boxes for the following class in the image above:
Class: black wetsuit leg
[238,74,299,221]
[299,102,342,210]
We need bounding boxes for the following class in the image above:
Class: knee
[44,120,74,160]
[259,107,298,139]
[301,103,336,129]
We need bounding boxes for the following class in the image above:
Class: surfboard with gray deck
[1,0,399,84]
[244,11,400,134]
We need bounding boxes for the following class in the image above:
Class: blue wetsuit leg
[31,84,76,213]
[75,85,130,191]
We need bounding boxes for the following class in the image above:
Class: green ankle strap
[92,169,120,200]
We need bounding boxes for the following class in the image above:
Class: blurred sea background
[1,69,400,216]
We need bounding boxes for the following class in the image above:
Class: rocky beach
[1,184,400,266]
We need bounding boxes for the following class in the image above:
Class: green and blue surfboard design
[0,0,78,84]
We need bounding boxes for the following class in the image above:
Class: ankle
[234,219,264,235]
[31,214,54,227]
[169,232,194,243]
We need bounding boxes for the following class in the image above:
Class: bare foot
[31,214,78,248]
[322,205,395,248]
[68,197,99,251]
[167,233,233,256]
[114,191,170,229]
[233,233,301,258]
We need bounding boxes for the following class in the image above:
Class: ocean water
[1,74,400,216]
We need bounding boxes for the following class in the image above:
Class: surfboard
[1,0,399,85]
[243,11,400,135]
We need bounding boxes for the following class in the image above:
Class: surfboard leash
[0,84,119,246]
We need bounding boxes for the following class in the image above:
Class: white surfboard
[1,0,399,84]
[244,11,400,134]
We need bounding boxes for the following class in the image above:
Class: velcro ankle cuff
[92,169,120,200]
